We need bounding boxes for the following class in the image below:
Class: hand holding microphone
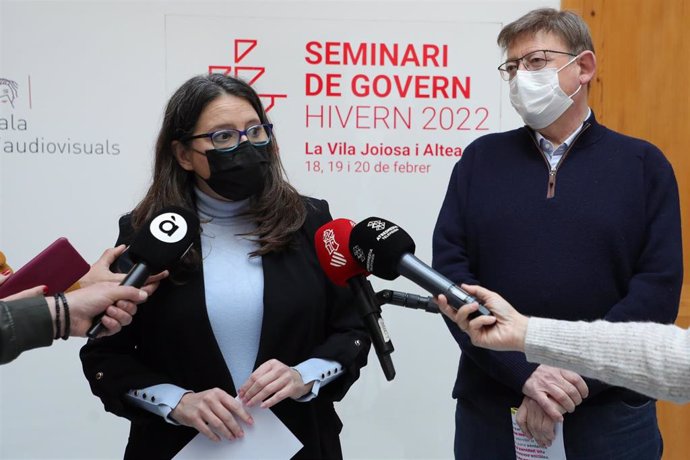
[59,282,150,338]
[436,284,529,352]
[348,217,491,318]
[86,206,200,338]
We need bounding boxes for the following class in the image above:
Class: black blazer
[80,198,370,459]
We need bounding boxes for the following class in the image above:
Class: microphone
[314,218,395,381]
[376,289,439,314]
[86,206,200,338]
[348,217,491,318]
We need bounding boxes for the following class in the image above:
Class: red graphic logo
[209,39,287,113]
[321,228,348,267]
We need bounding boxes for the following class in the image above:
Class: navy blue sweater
[432,113,682,405]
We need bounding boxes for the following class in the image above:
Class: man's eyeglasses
[498,50,577,81]
[183,123,273,152]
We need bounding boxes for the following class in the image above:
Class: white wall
[0,1,555,458]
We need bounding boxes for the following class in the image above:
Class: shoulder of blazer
[116,212,136,246]
[301,196,333,236]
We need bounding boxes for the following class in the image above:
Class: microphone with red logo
[349,217,491,318]
[314,218,395,381]
[86,206,200,338]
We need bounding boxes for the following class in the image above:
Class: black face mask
[202,142,271,201]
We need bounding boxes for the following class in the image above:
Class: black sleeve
[79,214,173,422]
[301,198,371,401]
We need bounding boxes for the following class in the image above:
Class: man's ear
[577,50,596,86]
[173,141,194,171]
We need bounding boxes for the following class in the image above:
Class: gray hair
[497,8,594,54]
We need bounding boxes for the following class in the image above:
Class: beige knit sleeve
[524,317,690,403]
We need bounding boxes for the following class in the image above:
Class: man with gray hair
[433,8,681,459]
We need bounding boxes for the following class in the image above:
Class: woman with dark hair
[80,74,370,459]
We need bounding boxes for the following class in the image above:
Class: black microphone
[86,206,200,338]
[376,289,439,314]
[349,217,491,318]
[314,219,395,381]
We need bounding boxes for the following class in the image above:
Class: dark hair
[497,8,594,54]
[132,73,306,267]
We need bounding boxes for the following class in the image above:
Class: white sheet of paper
[511,407,567,460]
[174,400,303,460]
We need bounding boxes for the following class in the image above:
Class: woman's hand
[437,284,529,352]
[79,245,169,296]
[1,285,46,301]
[170,388,254,442]
[239,359,314,409]
[78,245,129,286]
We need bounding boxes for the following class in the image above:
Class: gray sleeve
[0,297,53,365]
[525,317,690,403]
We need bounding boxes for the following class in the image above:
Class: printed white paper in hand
[174,400,303,460]
[511,407,566,460]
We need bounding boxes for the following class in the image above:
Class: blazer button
[95,372,104,380]
[354,339,361,346]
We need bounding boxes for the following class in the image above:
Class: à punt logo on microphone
[150,212,189,244]
[208,39,287,113]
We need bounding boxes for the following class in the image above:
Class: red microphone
[315,219,395,381]
[314,218,367,285]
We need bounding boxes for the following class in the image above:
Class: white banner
[0,1,553,458]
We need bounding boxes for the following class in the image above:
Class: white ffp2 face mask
[509,57,581,129]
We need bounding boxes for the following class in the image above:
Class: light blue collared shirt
[536,108,591,169]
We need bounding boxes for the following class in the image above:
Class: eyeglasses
[498,49,577,81]
[182,123,273,152]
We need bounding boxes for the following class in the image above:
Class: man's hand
[63,282,148,337]
[516,396,559,447]
[522,364,589,419]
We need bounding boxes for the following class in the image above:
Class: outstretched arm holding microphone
[0,281,148,365]
[438,285,690,404]
[0,244,165,365]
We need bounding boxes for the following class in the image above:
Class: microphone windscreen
[128,206,200,272]
[349,217,416,280]
[314,218,368,286]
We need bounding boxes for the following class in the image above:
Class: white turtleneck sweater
[125,189,343,422]
[196,187,264,388]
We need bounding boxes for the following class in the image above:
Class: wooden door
[561,1,690,458]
